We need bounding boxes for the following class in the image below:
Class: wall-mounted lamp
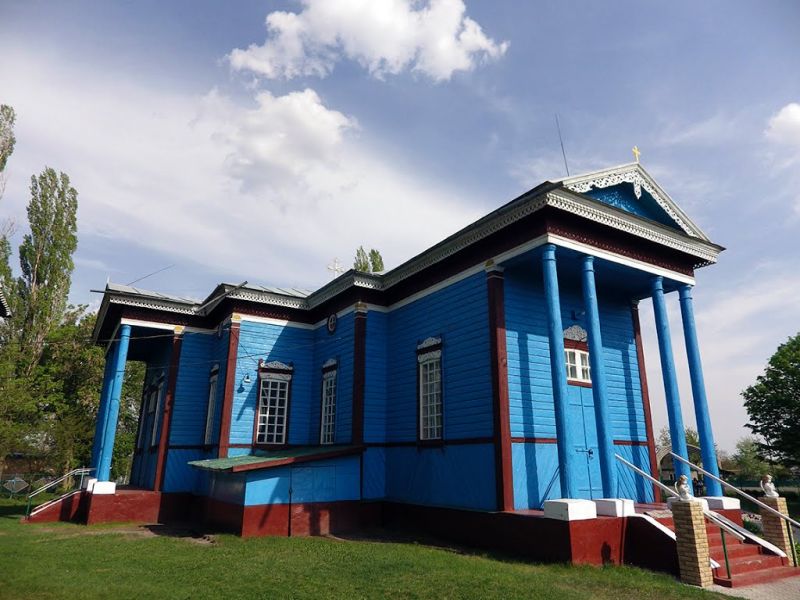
[242,373,252,385]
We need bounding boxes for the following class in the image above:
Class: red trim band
[487,269,514,512]
[631,303,660,502]
[218,320,240,458]
[154,333,183,492]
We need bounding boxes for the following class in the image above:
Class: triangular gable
[560,163,710,241]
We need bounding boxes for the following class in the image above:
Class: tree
[353,246,370,271]
[0,105,16,315]
[729,437,777,480]
[0,167,79,477]
[0,105,15,174]
[368,248,384,272]
[353,246,384,273]
[15,168,78,375]
[657,426,700,450]
[742,333,800,468]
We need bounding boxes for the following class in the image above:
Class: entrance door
[567,385,603,499]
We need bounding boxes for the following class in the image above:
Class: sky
[1,0,798,452]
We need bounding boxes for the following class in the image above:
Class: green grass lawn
[0,499,736,600]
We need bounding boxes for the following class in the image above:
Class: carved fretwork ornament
[563,324,588,342]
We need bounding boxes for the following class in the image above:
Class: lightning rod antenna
[555,113,570,177]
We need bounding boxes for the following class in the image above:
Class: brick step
[713,565,800,588]
[709,543,762,560]
[714,554,785,575]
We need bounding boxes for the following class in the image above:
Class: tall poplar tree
[15,168,78,375]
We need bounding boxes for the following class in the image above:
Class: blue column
[679,285,722,497]
[581,256,617,498]
[90,346,117,470]
[542,244,576,498]
[96,324,131,482]
[651,277,692,492]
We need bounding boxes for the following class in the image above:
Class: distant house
[44,164,729,539]
[0,289,9,319]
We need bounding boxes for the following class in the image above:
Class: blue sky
[1,1,799,451]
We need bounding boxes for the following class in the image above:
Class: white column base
[91,481,116,495]
[544,499,597,521]
[703,496,740,510]
[595,498,636,517]
[84,477,97,491]
[667,496,709,512]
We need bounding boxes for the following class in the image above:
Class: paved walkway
[709,576,800,600]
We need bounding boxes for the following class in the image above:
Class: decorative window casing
[204,366,219,445]
[417,337,443,441]
[565,348,591,384]
[320,359,337,445]
[255,361,293,446]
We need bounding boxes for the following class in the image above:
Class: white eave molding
[560,162,711,242]
[94,164,721,330]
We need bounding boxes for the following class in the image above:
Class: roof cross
[632,145,641,163]
[327,257,344,279]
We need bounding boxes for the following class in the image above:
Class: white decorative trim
[259,360,293,372]
[258,370,292,381]
[108,295,196,314]
[96,164,718,341]
[561,163,710,241]
[418,349,442,363]
[119,318,214,335]
[543,234,696,285]
[226,288,308,310]
[237,314,315,330]
[417,336,442,350]
[322,358,338,370]
[544,191,719,264]
[563,324,588,342]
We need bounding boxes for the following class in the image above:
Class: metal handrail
[615,453,745,543]
[25,467,94,518]
[669,451,800,530]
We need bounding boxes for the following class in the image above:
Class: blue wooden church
[34,163,741,568]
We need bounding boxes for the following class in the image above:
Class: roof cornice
[560,162,711,241]
[92,168,723,334]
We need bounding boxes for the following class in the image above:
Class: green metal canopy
[188,445,363,473]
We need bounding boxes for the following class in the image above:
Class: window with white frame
[204,366,219,445]
[256,362,293,445]
[564,348,591,383]
[320,360,337,445]
[418,337,443,441]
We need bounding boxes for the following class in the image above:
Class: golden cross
[632,145,641,163]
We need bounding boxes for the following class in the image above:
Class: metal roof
[188,445,363,473]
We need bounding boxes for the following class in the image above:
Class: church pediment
[561,163,709,241]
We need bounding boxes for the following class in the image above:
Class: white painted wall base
[703,496,740,510]
[91,481,116,495]
[543,499,597,521]
[84,477,97,491]
[594,498,636,517]
[667,497,709,512]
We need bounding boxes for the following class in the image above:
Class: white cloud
[0,49,482,294]
[228,0,508,82]
[764,103,800,214]
[765,102,800,149]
